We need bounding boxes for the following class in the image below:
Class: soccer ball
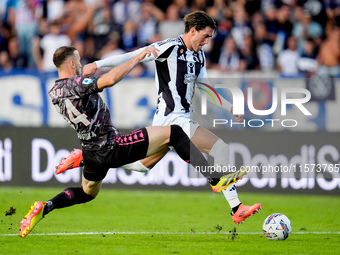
[262,213,292,240]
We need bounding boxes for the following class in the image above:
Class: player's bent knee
[82,181,102,198]
[145,126,171,154]
[169,125,187,146]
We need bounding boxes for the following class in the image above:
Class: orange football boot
[232,203,262,224]
[20,201,46,238]
[55,149,84,175]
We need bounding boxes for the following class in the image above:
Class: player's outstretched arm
[97,47,159,90]
[83,38,174,76]
[218,96,244,122]
[209,94,244,123]
[196,80,243,122]
[231,106,244,122]
[83,48,146,76]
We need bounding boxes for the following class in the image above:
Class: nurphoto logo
[197,79,312,129]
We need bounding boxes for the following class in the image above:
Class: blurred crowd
[0,0,340,77]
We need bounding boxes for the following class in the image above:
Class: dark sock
[168,125,219,184]
[209,178,220,186]
[231,203,242,215]
[43,187,94,216]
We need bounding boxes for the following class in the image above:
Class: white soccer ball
[262,213,292,240]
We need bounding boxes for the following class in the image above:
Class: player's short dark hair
[183,11,217,33]
[53,46,77,68]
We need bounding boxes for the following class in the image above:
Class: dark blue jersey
[48,76,119,150]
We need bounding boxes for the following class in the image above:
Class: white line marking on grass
[2,231,340,237]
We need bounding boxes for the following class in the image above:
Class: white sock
[222,186,241,208]
[209,139,241,209]
[121,160,150,172]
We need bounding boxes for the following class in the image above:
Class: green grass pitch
[1,187,339,255]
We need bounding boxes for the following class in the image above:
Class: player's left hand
[231,106,244,122]
[234,114,244,122]
[138,46,159,61]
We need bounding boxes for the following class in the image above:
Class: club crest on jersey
[177,46,187,61]
[187,61,195,74]
[184,61,197,84]
[82,78,93,85]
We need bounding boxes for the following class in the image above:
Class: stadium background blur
[0,0,339,76]
[0,0,339,195]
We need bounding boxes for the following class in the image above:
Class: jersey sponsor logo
[184,61,197,84]
[77,131,97,140]
[82,78,93,85]
[184,74,196,84]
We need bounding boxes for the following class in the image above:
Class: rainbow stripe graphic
[196,81,223,106]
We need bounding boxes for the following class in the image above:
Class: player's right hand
[83,62,97,76]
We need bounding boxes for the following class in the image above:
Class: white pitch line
[2,231,340,237]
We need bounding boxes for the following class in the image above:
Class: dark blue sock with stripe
[43,187,94,216]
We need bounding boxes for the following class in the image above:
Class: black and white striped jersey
[151,36,207,116]
[96,35,209,117]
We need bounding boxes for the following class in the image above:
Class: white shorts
[152,112,200,138]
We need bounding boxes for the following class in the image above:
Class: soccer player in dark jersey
[19,45,247,238]
[57,11,261,224]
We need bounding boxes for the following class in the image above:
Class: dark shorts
[82,128,149,181]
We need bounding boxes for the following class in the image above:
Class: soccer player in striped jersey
[57,11,261,224]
